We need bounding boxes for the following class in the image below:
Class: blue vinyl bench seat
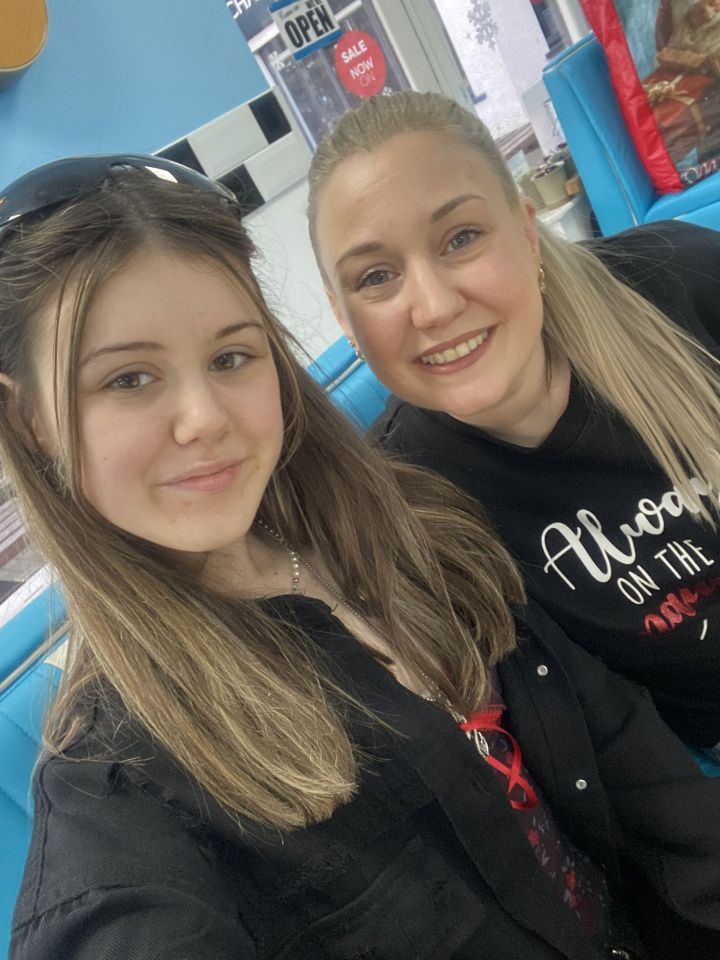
[306,335,389,428]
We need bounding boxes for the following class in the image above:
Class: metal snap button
[575,778,588,791]
[536,664,549,676]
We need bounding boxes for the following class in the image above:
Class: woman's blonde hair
[308,91,720,515]
[0,170,523,830]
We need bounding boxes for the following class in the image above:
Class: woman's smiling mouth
[416,328,494,372]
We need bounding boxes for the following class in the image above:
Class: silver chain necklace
[256,519,372,623]
[255,519,490,757]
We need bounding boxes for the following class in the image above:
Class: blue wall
[0,0,269,187]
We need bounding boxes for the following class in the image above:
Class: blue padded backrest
[307,336,358,387]
[646,169,720,224]
[0,661,61,958]
[308,336,389,429]
[0,583,65,956]
[543,34,657,235]
[0,587,66,685]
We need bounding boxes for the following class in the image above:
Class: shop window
[232,1,410,148]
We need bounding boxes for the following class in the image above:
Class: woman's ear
[0,374,49,454]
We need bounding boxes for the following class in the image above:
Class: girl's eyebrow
[78,321,262,369]
[79,340,161,370]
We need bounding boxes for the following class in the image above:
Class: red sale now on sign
[334,31,387,98]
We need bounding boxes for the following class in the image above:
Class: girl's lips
[166,464,240,493]
[415,327,495,375]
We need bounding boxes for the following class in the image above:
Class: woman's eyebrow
[430,193,487,222]
[79,322,262,369]
[334,241,383,272]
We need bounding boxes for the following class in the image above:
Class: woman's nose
[407,265,466,330]
[171,379,231,446]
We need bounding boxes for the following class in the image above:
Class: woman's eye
[357,268,393,290]
[447,229,479,252]
[211,351,248,372]
[108,371,154,390]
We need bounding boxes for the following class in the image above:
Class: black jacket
[375,221,720,746]
[10,596,720,960]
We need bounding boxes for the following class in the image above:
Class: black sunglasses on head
[0,154,239,244]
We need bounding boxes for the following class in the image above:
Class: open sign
[269,0,342,62]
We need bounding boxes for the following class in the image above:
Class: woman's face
[315,130,545,427]
[33,249,285,553]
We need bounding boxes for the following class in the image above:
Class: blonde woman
[3,156,720,960]
[308,90,720,764]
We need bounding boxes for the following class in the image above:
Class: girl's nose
[171,379,231,447]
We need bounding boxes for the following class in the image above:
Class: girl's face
[315,130,545,428]
[33,249,285,553]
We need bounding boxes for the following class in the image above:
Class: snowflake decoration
[467,0,500,50]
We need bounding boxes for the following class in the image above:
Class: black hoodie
[376,221,720,746]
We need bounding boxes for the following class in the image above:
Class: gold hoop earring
[538,260,546,295]
[347,336,365,361]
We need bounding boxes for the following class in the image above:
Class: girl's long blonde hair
[308,91,720,515]
[0,171,523,830]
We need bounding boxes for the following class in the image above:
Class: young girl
[3,155,720,960]
[308,90,720,759]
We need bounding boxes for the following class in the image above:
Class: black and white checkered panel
[157,90,310,214]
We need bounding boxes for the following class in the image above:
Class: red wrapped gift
[642,68,720,165]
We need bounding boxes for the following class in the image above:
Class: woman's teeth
[420,330,489,365]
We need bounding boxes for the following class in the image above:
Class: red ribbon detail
[460,705,538,810]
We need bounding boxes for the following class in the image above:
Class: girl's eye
[447,228,479,252]
[108,371,154,391]
[210,351,248,372]
[357,268,393,290]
